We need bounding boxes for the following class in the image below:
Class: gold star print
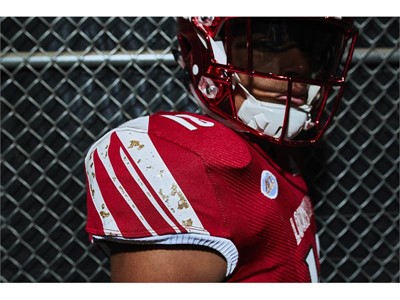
[100,204,110,218]
[159,189,169,202]
[171,183,178,196]
[90,185,95,197]
[177,195,189,210]
[182,218,193,227]
[100,211,110,218]
[128,140,144,150]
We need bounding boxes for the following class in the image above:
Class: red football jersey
[85,112,320,282]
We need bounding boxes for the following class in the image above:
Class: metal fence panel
[1,17,399,282]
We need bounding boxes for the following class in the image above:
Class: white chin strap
[236,82,316,140]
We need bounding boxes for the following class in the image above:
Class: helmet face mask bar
[177,17,358,146]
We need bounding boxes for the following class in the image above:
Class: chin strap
[236,81,315,140]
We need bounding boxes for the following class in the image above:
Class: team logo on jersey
[261,170,278,199]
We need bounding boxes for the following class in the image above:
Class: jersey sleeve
[85,115,240,275]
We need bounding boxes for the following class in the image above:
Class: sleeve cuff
[92,233,239,277]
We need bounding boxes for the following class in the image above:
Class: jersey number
[162,114,214,130]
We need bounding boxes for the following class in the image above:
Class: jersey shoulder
[147,112,252,169]
[86,112,252,169]
[84,112,251,239]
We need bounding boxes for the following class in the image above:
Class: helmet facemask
[177,17,358,146]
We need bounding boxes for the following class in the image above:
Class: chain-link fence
[1,17,399,282]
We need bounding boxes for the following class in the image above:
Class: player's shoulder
[150,112,252,168]
[86,111,252,168]
[148,111,238,141]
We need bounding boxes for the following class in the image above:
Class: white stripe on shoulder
[119,147,181,234]
[85,116,149,163]
[119,116,149,133]
[116,130,209,235]
[86,150,121,236]
[96,134,157,236]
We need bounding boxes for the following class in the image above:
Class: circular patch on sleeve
[260,170,278,199]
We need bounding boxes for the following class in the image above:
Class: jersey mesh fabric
[85,111,320,282]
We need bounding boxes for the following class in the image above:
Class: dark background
[1,17,399,282]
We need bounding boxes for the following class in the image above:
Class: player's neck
[247,135,311,175]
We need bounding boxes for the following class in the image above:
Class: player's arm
[108,243,227,282]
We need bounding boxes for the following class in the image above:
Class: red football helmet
[177,17,358,146]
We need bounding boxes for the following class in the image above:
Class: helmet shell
[177,17,358,146]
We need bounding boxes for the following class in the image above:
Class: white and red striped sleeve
[85,115,238,275]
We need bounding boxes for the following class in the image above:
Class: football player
[85,17,358,282]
